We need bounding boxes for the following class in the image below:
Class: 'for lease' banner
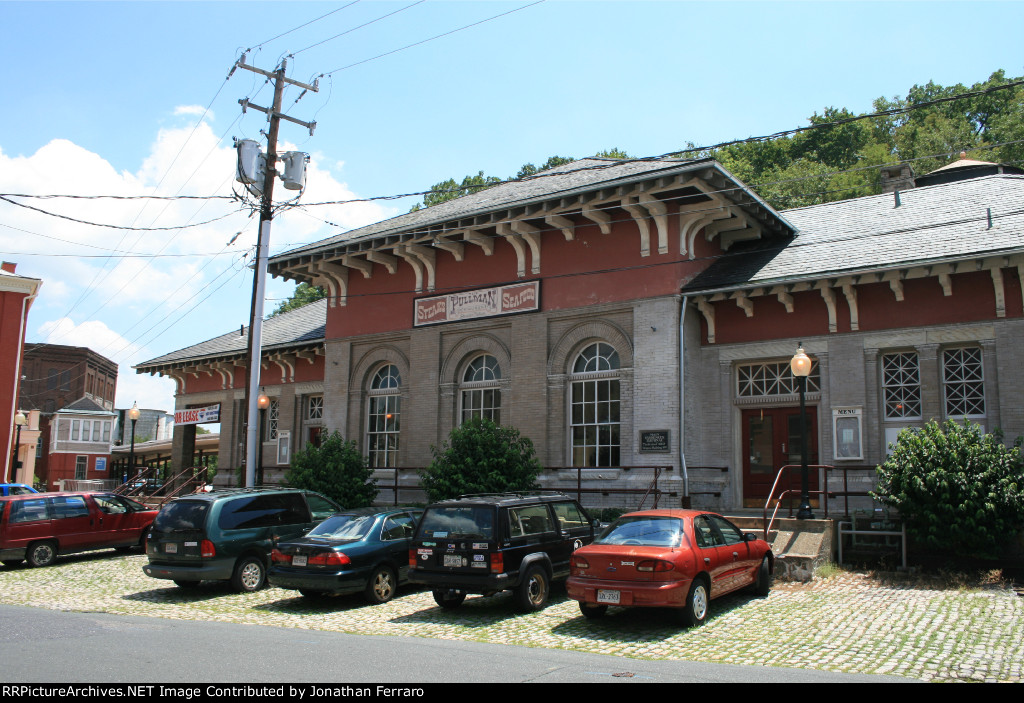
[174,404,221,425]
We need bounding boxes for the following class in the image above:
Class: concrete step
[725,515,834,583]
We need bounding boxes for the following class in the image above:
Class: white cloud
[174,105,214,121]
[3,120,397,424]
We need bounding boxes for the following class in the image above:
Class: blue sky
[2,0,1022,417]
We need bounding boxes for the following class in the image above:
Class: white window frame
[881,352,922,420]
[460,354,502,424]
[367,364,401,468]
[569,342,621,468]
[942,346,986,419]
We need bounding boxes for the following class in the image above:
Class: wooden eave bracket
[882,270,904,302]
[405,244,437,291]
[769,285,794,313]
[394,244,426,292]
[463,229,494,256]
[433,233,465,261]
[730,290,754,318]
[311,260,349,307]
[695,296,716,344]
[983,258,1009,318]
[510,220,542,274]
[815,280,838,333]
[544,214,575,241]
[342,254,373,279]
[496,222,529,277]
[837,277,860,331]
[366,250,398,275]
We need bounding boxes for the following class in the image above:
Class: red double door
[741,407,818,508]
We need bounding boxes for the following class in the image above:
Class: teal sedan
[268,507,422,604]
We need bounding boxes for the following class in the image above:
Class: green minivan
[143,488,339,592]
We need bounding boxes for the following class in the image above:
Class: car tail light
[409,549,417,568]
[200,540,215,558]
[270,549,291,564]
[490,552,503,574]
[308,551,351,566]
[571,555,590,569]
[636,559,674,573]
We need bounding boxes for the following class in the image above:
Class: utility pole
[234,55,317,487]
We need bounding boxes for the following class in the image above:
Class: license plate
[292,555,307,567]
[443,554,463,568]
[597,589,620,604]
[164,543,177,554]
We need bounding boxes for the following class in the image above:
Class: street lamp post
[11,411,26,483]
[257,389,270,487]
[790,345,814,520]
[127,402,140,485]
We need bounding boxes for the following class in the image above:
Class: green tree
[285,431,377,508]
[872,420,1024,559]
[420,417,542,502]
[270,282,326,317]
[595,147,632,159]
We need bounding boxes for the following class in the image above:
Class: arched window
[570,342,620,467]
[367,365,401,467]
[461,354,501,424]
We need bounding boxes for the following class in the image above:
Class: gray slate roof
[683,174,1024,293]
[269,156,788,267]
[58,397,115,414]
[135,298,326,370]
[140,171,1024,370]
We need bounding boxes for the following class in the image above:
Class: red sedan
[567,509,773,626]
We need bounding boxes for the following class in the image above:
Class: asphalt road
[0,605,905,684]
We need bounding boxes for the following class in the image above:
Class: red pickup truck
[0,491,157,567]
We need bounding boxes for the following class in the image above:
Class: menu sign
[414,281,540,327]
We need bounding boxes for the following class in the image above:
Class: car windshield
[153,501,209,532]
[308,514,376,540]
[595,516,685,547]
[418,506,494,539]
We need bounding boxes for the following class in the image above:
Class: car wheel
[364,565,398,604]
[230,556,267,593]
[678,576,710,627]
[173,580,202,589]
[513,565,549,613]
[432,589,466,609]
[752,556,772,597]
[579,602,608,619]
[26,541,57,568]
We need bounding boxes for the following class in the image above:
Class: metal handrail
[762,463,833,540]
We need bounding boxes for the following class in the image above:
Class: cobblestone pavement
[1,551,1021,682]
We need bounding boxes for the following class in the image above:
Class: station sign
[414,281,540,326]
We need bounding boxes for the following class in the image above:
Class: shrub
[872,420,1024,559]
[284,431,377,508]
[420,418,542,502]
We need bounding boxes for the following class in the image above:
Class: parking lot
[1,550,1022,682]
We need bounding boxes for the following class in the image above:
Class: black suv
[408,492,595,612]
[143,488,339,592]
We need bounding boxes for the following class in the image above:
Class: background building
[19,343,118,486]
[1,262,41,484]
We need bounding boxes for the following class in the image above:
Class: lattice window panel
[882,352,921,419]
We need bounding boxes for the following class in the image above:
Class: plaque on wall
[414,281,540,326]
[639,430,671,453]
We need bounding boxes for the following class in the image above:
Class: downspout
[678,294,689,506]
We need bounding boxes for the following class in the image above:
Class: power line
[319,0,546,76]
[289,1,424,57]
[245,2,362,53]
[0,195,245,231]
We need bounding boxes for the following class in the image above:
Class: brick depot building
[135,156,1024,510]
